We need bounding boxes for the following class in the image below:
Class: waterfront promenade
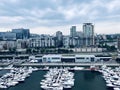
[17,62,120,67]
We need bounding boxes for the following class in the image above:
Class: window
[76,57,85,59]
[91,57,94,61]
[43,58,46,60]
[52,57,60,59]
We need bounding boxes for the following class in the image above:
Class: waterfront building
[29,35,55,48]
[0,39,30,51]
[42,55,61,62]
[118,37,120,51]
[75,55,95,62]
[63,35,84,48]
[83,23,94,47]
[16,39,30,49]
[95,55,112,61]
[0,32,16,40]
[0,40,16,50]
[71,47,103,52]
[12,28,30,39]
[63,35,83,48]
[42,54,96,63]
[61,54,75,62]
[70,26,76,37]
[69,37,83,48]
[69,37,75,47]
[55,31,63,47]
[29,55,42,62]
[76,31,83,37]
[63,36,70,48]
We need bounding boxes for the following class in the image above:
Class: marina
[0,0,120,90]
[99,66,120,90]
[0,65,119,90]
[0,66,38,89]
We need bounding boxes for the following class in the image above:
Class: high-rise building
[63,36,70,48]
[83,23,94,38]
[70,26,76,37]
[118,37,120,51]
[83,23,94,47]
[12,28,30,39]
[76,31,83,37]
[56,31,63,47]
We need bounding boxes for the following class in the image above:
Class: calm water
[0,70,108,90]
[0,70,9,77]
[73,71,107,90]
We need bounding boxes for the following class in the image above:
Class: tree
[26,48,32,54]
[69,45,74,48]
[3,44,7,50]
[107,45,117,52]
[40,48,45,54]
[116,58,120,63]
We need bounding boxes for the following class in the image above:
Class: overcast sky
[0,0,120,35]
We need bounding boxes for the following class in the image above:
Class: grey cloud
[0,0,120,28]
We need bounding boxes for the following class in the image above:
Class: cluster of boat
[40,67,74,90]
[99,65,120,90]
[0,66,38,89]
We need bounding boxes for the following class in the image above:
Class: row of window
[43,57,95,60]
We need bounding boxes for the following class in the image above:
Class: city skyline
[0,0,120,35]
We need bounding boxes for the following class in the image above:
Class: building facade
[83,23,94,47]
[29,35,55,48]
[55,31,63,47]
[118,38,120,51]
[0,32,16,40]
[16,39,30,49]
[70,26,76,37]
[63,36,70,48]
[0,40,16,50]
[12,28,30,39]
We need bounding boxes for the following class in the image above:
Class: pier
[15,63,120,67]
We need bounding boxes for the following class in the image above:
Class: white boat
[0,67,3,70]
[0,84,7,89]
[106,83,114,87]
[41,84,63,90]
[0,66,35,88]
[73,66,84,70]
[114,88,120,90]
[40,68,74,90]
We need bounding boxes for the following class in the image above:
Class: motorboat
[40,68,74,90]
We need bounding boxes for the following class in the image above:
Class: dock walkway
[17,63,120,67]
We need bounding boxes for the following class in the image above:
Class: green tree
[26,48,32,54]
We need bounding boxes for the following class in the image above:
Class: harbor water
[0,70,9,77]
[0,70,108,90]
[72,71,107,90]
